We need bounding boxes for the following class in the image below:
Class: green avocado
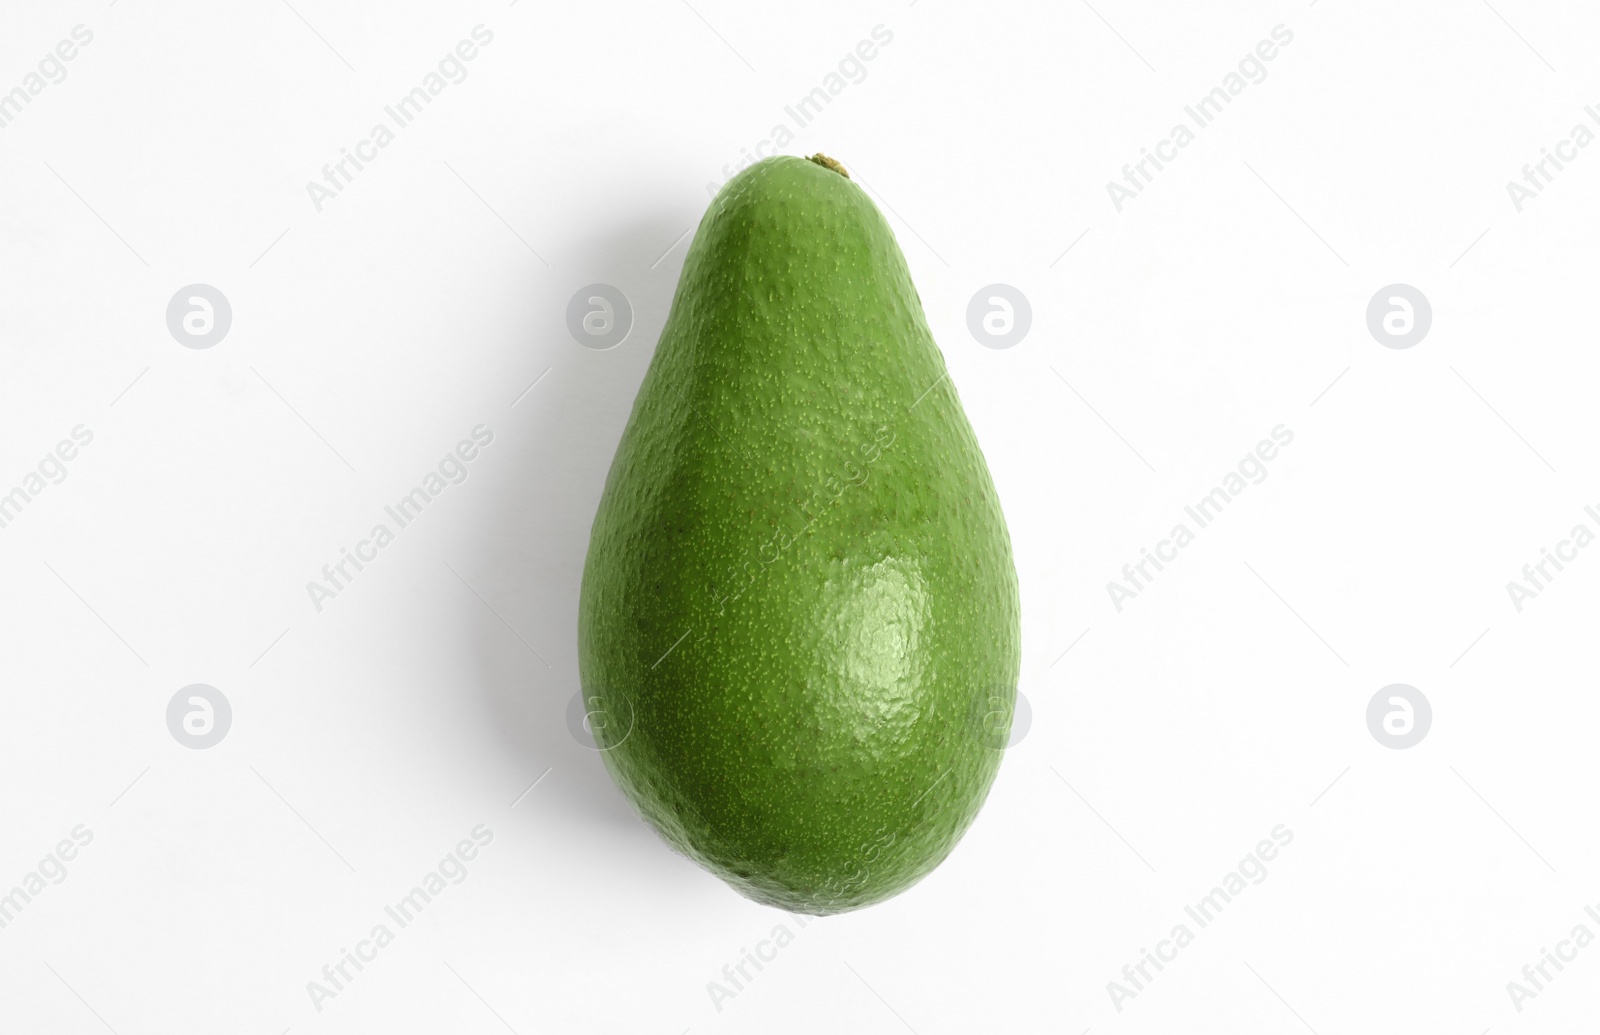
[577,153,1019,914]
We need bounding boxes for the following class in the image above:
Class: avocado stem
[807,153,850,179]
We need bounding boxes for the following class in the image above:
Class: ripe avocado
[578,154,1020,913]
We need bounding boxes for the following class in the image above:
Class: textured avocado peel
[578,154,1019,914]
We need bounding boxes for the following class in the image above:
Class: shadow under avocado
[460,212,692,834]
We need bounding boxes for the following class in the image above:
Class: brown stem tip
[807,153,850,179]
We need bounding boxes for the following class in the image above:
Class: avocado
[578,154,1019,914]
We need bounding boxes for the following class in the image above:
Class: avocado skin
[578,155,1019,914]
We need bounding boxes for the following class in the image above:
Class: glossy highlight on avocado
[577,154,1020,914]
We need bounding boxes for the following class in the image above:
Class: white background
[2,0,1598,1031]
